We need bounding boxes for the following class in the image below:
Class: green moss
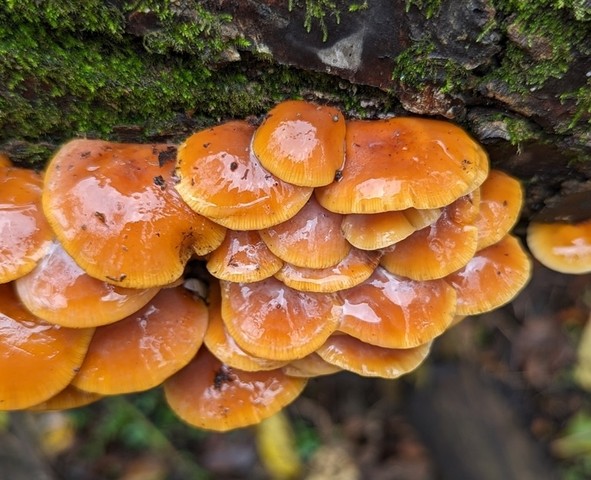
[391,39,470,94]
[404,0,442,19]
[288,0,343,42]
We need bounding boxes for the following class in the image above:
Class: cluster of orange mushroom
[0,101,532,431]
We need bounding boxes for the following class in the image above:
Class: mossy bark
[1,0,590,221]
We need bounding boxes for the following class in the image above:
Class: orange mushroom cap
[15,241,160,328]
[204,284,287,372]
[220,277,341,361]
[337,266,457,349]
[259,196,350,269]
[380,192,479,280]
[282,353,342,378]
[0,283,94,410]
[251,100,346,187]
[0,166,52,283]
[164,348,307,431]
[274,247,381,293]
[527,219,591,274]
[206,230,283,283]
[476,170,523,250]
[28,385,102,411]
[42,139,225,288]
[175,121,313,230]
[315,118,489,213]
[341,208,442,250]
[71,286,208,395]
[446,234,532,316]
[316,334,432,379]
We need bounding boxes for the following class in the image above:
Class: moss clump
[391,39,471,95]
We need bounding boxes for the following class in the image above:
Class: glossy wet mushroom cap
[15,241,160,328]
[526,219,591,274]
[274,247,381,293]
[476,170,523,250]
[380,193,479,280]
[71,286,208,395]
[28,385,102,411]
[164,348,307,431]
[317,334,432,379]
[220,277,341,361]
[259,196,350,269]
[204,284,287,372]
[252,100,346,187]
[0,165,52,283]
[446,234,532,316]
[315,118,489,213]
[0,283,94,410]
[42,139,225,288]
[206,230,283,283]
[341,208,442,250]
[337,266,457,349]
[175,121,313,230]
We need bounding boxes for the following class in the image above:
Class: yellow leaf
[256,411,302,480]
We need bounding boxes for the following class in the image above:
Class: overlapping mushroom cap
[42,139,225,288]
[0,163,53,283]
[0,100,533,433]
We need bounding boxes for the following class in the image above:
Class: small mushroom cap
[15,241,160,328]
[337,267,457,349]
[476,170,524,250]
[221,277,341,361]
[380,193,479,280]
[207,230,283,283]
[446,234,532,316]
[0,283,94,410]
[42,139,225,288]
[274,248,381,293]
[259,196,350,269]
[316,334,432,379]
[176,121,313,230]
[71,286,208,395]
[164,348,307,431]
[527,220,591,274]
[282,353,342,378]
[204,284,287,372]
[342,208,442,250]
[28,385,102,411]
[315,118,489,213]
[0,166,52,283]
[251,100,346,187]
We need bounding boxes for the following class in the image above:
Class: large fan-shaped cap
[251,100,346,187]
[1,165,52,283]
[316,334,432,379]
[164,348,307,431]
[0,283,94,410]
[175,121,313,230]
[446,235,532,315]
[71,286,208,395]
[220,277,341,361]
[15,241,160,328]
[315,118,489,213]
[42,139,225,288]
[337,267,456,349]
